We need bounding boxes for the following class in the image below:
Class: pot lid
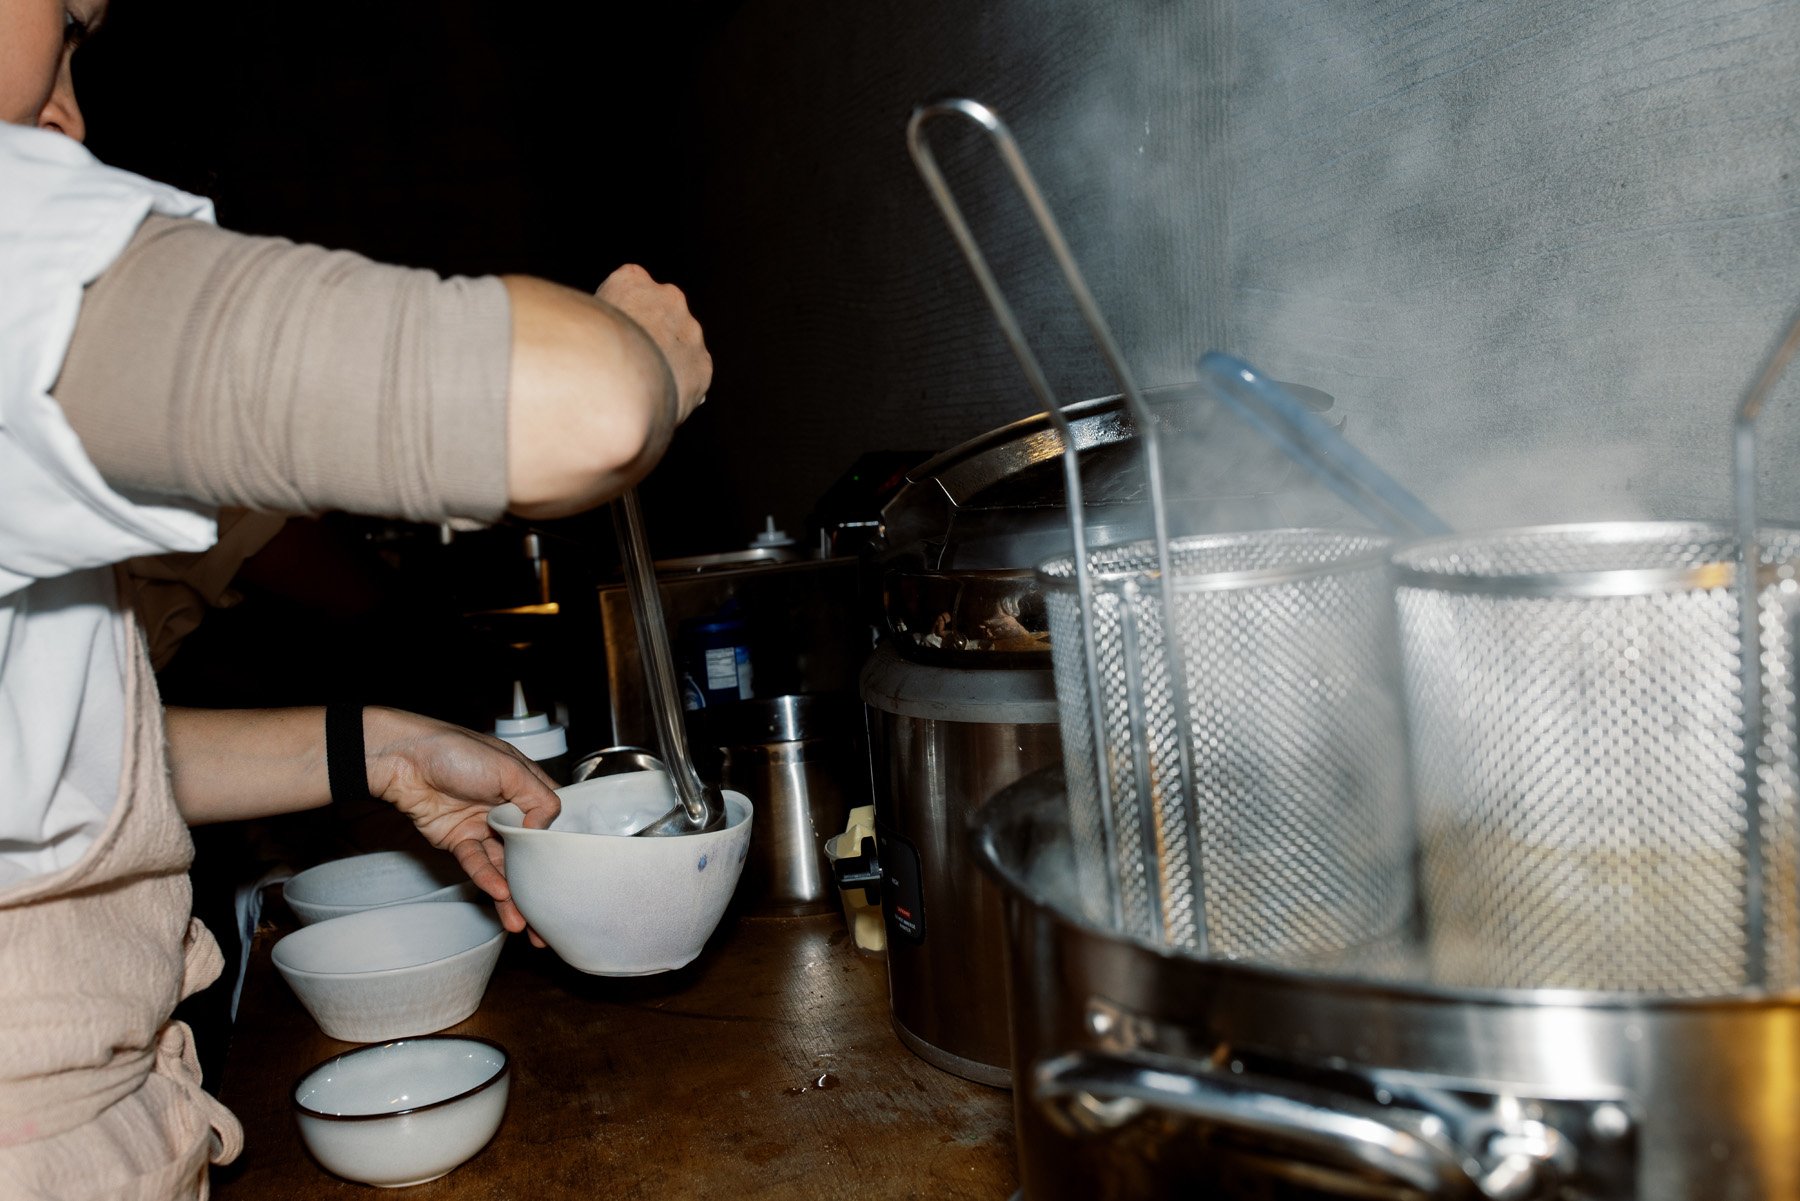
[872,380,1334,667]
[878,394,1131,573]
[878,381,1334,573]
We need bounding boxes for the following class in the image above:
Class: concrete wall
[664,0,1800,547]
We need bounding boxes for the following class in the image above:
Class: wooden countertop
[211,905,1019,1200]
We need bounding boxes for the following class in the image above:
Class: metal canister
[711,694,862,916]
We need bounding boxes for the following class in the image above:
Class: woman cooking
[0,0,713,1196]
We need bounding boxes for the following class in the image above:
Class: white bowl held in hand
[294,1035,510,1188]
[272,901,506,1042]
[486,770,752,976]
[283,849,484,926]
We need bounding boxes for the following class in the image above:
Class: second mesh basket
[1039,528,1416,964]
[1395,523,1800,993]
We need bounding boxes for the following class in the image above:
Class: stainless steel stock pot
[975,767,1800,1201]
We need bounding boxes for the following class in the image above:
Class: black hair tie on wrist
[325,702,370,805]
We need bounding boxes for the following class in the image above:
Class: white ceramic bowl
[487,771,752,976]
[283,849,484,926]
[294,1035,510,1188]
[272,901,506,1042]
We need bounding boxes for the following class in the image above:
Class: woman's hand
[501,266,712,521]
[166,704,561,945]
[362,707,561,946]
[594,264,712,421]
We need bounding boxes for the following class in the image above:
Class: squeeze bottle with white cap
[492,680,570,785]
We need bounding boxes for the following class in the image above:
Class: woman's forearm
[164,704,563,940]
[165,706,334,825]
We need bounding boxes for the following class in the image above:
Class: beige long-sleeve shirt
[0,126,513,1198]
[51,213,517,671]
[52,214,512,525]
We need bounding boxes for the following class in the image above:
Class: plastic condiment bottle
[492,680,570,785]
[750,515,795,549]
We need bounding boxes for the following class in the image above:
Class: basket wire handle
[1734,305,1800,989]
[906,97,1204,947]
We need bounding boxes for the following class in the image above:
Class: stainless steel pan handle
[1033,1049,1566,1201]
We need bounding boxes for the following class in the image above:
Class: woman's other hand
[362,707,560,946]
[168,704,560,946]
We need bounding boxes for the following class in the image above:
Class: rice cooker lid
[859,644,1060,724]
[878,394,1139,574]
[872,382,1332,667]
[878,381,1333,573]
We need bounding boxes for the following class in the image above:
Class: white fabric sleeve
[0,124,218,598]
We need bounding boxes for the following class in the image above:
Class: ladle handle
[1198,351,1450,539]
[612,489,710,827]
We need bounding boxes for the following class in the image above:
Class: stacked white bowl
[272,900,505,1043]
[275,848,512,1186]
[282,848,483,925]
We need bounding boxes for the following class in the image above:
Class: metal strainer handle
[1733,305,1800,985]
[906,98,1204,944]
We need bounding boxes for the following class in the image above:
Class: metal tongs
[611,488,725,836]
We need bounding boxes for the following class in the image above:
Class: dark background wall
[68,0,1800,744]
[80,0,722,285]
[679,0,1800,535]
[78,0,1800,556]
[77,0,741,563]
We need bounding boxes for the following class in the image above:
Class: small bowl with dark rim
[293,1035,510,1188]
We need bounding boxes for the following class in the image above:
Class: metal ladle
[611,488,726,836]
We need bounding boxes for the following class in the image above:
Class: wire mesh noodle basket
[907,99,1417,964]
[1395,523,1800,993]
[1038,529,1413,960]
[1392,300,1800,995]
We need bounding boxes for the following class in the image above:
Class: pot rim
[1392,519,1800,597]
[971,767,1800,1014]
[1036,528,1393,594]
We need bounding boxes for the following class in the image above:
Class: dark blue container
[679,612,753,710]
